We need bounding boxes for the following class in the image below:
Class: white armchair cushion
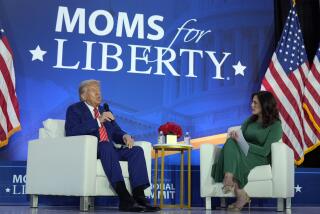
[248,165,272,181]
[40,119,65,138]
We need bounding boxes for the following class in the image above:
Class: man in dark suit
[65,79,160,212]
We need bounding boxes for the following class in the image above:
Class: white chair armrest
[200,144,222,197]
[39,128,49,139]
[26,135,98,196]
[271,142,295,198]
[134,141,152,196]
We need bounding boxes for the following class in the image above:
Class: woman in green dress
[211,91,283,211]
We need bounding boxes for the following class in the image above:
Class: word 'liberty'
[53,6,231,79]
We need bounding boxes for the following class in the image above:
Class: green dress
[211,118,282,188]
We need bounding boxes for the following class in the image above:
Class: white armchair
[200,127,294,212]
[26,119,152,211]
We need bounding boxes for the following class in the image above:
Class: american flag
[0,26,21,148]
[261,7,317,165]
[302,45,320,150]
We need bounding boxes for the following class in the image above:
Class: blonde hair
[78,79,100,101]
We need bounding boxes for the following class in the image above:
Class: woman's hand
[229,130,238,141]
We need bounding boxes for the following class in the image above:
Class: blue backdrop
[0,0,275,161]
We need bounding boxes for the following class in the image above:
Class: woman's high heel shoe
[222,173,235,194]
[228,192,251,212]
[227,202,236,209]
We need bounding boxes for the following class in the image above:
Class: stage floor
[0,206,319,214]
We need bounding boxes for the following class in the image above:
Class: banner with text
[0,0,274,162]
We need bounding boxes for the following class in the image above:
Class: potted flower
[158,122,183,144]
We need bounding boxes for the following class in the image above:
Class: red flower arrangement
[158,122,183,138]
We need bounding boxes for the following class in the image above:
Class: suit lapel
[79,101,95,120]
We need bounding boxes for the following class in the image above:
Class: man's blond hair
[79,79,100,101]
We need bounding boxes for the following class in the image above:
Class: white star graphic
[0,29,4,33]
[233,61,246,76]
[294,184,302,193]
[29,45,47,61]
[5,188,10,193]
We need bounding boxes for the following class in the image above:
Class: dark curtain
[274,0,320,167]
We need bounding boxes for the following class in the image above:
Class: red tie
[93,108,109,142]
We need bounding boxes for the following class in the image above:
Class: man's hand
[98,111,115,123]
[123,134,134,149]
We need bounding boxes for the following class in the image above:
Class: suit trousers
[97,141,150,190]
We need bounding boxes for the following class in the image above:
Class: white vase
[166,135,177,145]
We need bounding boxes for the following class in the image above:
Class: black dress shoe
[135,196,161,212]
[119,201,145,212]
[141,204,161,212]
[116,181,145,212]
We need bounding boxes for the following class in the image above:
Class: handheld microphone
[103,103,110,112]
[103,102,115,124]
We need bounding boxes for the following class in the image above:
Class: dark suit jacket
[65,101,126,145]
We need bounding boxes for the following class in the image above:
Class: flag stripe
[272,54,307,123]
[268,61,305,145]
[303,93,320,128]
[304,60,320,126]
[282,132,301,160]
[291,68,304,102]
[302,118,320,159]
[305,67,320,101]
[0,42,19,119]
[0,35,13,56]
[303,54,320,132]
[303,120,318,148]
[0,28,21,147]
[304,112,320,140]
[270,56,312,150]
[0,40,15,82]
[262,74,304,150]
[0,89,13,133]
[0,63,20,128]
[288,68,316,148]
[313,56,320,73]
[0,123,7,141]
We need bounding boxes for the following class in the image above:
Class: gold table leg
[154,149,158,206]
[180,150,184,208]
[188,148,191,208]
[160,148,165,208]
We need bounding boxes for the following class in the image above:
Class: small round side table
[153,144,192,208]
